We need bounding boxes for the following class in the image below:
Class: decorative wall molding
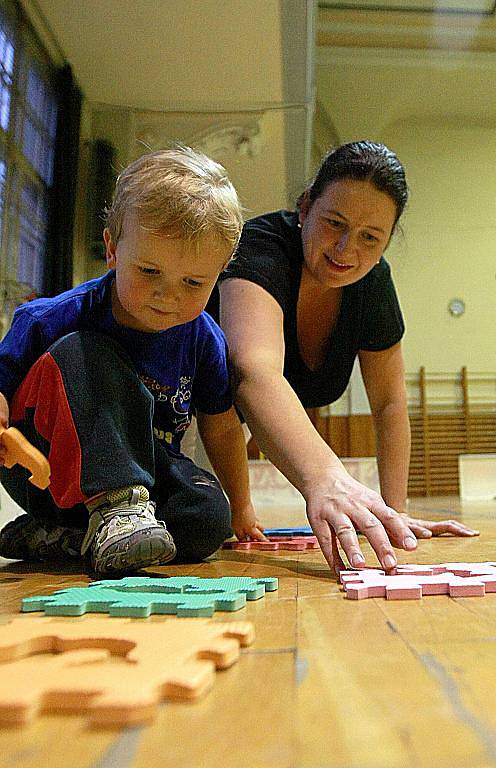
[133,113,265,161]
[192,121,263,159]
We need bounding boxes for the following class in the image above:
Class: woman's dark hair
[298,141,408,226]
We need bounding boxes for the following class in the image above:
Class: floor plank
[1,497,496,767]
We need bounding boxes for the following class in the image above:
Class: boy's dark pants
[0,331,231,562]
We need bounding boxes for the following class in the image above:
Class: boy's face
[104,214,232,333]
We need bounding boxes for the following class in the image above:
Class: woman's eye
[139,266,160,275]
[362,232,378,244]
[326,218,343,228]
[184,278,203,288]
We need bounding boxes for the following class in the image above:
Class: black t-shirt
[209,209,405,409]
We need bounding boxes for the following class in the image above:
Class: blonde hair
[105,146,243,250]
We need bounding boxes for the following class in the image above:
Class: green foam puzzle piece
[22,587,246,617]
[91,576,279,599]
[21,576,278,618]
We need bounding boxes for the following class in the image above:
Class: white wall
[316,46,496,385]
[383,120,496,373]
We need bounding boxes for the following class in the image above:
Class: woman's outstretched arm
[219,278,418,573]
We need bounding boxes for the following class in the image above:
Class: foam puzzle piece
[262,527,314,537]
[341,562,496,600]
[91,575,279,596]
[21,575,279,617]
[0,615,254,726]
[223,535,319,551]
[0,426,51,489]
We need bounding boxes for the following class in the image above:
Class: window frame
[0,0,63,326]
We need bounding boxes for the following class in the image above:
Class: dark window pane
[22,63,57,185]
[7,172,47,294]
[0,23,14,131]
[0,2,62,318]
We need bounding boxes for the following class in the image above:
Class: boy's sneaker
[82,485,176,574]
[0,514,84,562]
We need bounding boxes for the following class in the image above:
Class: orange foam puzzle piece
[0,615,255,727]
[0,426,51,489]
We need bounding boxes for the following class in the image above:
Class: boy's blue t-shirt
[0,271,232,455]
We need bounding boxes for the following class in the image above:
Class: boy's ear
[103,228,117,269]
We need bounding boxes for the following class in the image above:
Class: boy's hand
[231,503,266,541]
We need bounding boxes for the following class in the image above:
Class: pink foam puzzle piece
[223,536,319,552]
[440,564,476,578]
[385,580,423,600]
[448,577,486,597]
[478,575,496,593]
[395,564,448,577]
[441,563,496,577]
[341,563,496,601]
[415,574,453,596]
[345,582,387,600]
[340,569,384,585]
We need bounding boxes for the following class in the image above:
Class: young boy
[0,146,265,574]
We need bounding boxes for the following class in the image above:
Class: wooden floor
[2,497,496,768]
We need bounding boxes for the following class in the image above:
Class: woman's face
[299,178,397,288]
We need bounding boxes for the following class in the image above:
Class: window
[0,0,59,322]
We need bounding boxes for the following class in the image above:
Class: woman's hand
[305,469,418,575]
[400,514,479,539]
[231,502,266,542]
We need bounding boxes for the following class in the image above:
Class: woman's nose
[335,232,350,254]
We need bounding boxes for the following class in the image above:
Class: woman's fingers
[404,516,479,537]
[331,530,346,575]
[404,522,433,539]
[366,501,418,556]
[309,516,361,572]
[310,510,400,573]
[306,471,481,578]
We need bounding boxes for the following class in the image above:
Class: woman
[214,141,477,573]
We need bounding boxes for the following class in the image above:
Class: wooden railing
[248,368,496,497]
[407,367,496,496]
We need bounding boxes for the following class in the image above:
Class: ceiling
[316,1,496,141]
[26,0,292,110]
[24,1,496,151]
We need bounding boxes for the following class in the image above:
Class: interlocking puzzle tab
[223,536,319,551]
[341,563,496,600]
[21,575,279,617]
[0,616,254,726]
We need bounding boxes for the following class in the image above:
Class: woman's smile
[324,254,354,272]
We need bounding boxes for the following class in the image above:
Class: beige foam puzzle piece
[0,616,254,727]
[0,426,51,489]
